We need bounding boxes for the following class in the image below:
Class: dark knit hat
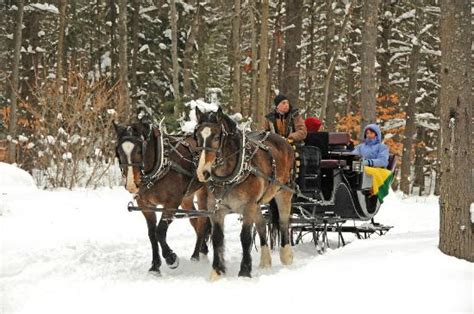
[274,94,288,106]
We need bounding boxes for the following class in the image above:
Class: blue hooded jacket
[352,124,389,168]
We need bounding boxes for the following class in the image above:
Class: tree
[400,2,423,195]
[231,0,241,112]
[438,0,473,262]
[117,0,130,119]
[8,0,24,163]
[170,0,181,116]
[56,0,67,87]
[360,0,379,135]
[281,0,303,107]
[256,0,269,126]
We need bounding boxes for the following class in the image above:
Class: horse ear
[216,107,224,123]
[113,121,126,136]
[195,107,203,123]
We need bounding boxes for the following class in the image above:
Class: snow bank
[0,162,37,194]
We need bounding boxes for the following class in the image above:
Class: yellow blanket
[364,166,394,203]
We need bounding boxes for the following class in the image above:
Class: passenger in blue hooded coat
[352,124,389,168]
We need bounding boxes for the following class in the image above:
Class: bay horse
[114,121,210,275]
[194,107,295,279]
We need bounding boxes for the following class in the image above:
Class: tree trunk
[438,0,473,262]
[250,2,259,122]
[413,127,426,196]
[118,0,130,119]
[400,3,422,195]
[56,0,67,88]
[324,0,336,131]
[8,0,24,163]
[183,1,200,100]
[130,0,140,112]
[360,0,379,136]
[282,0,303,107]
[256,0,269,126]
[378,0,393,105]
[170,0,181,116]
[267,0,283,113]
[320,4,353,128]
[109,0,118,81]
[305,1,316,108]
[231,0,241,112]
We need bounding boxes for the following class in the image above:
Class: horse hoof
[166,253,179,269]
[209,269,223,282]
[190,255,199,262]
[238,270,252,278]
[280,244,293,265]
[259,245,272,269]
[148,264,161,275]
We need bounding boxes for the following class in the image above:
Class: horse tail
[268,198,280,249]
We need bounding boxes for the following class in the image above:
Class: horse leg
[156,208,179,269]
[209,210,226,281]
[255,205,272,269]
[274,189,294,265]
[184,193,209,261]
[141,210,162,274]
[238,210,254,277]
[196,187,210,255]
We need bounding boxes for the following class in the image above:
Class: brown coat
[264,108,307,142]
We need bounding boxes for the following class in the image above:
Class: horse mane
[221,113,237,134]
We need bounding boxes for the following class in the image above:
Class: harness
[117,124,198,195]
[196,126,277,212]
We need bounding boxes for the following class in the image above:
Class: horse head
[194,107,237,182]
[114,120,164,193]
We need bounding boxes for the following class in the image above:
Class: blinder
[117,134,149,175]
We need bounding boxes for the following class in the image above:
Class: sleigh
[271,132,397,250]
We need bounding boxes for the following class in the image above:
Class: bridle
[116,121,166,188]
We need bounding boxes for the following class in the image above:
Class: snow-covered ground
[1,163,472,313]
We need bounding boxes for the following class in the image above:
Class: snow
[27,3,59,14]
[0,168,471,314]
[181,99,219,133]
[0,162,37,195]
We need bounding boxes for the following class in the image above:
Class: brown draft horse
[194,107,295,279]
[114,121,210,275]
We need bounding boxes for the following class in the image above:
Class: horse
[194,107,295,279]
[114,121,210,275]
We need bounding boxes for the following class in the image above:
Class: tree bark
[118,0,130,119]
[250,2,259,121]
[267,0,283,113]
[8,0,24,163]
[360,0,379,136]
[170,0,181,116]
[56,0,67,88]
[256,0,269,126]
[378,0,393,104]
[438,0,473,262]
[324,0,336,131]
[320,4,353,128]
[400,3,422,195]
[109,0,118,81]
[413,127,426,196]
[231,0,241,112]
[183,1,200,100]
[130,0,140,112]
[281,0,303,107]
